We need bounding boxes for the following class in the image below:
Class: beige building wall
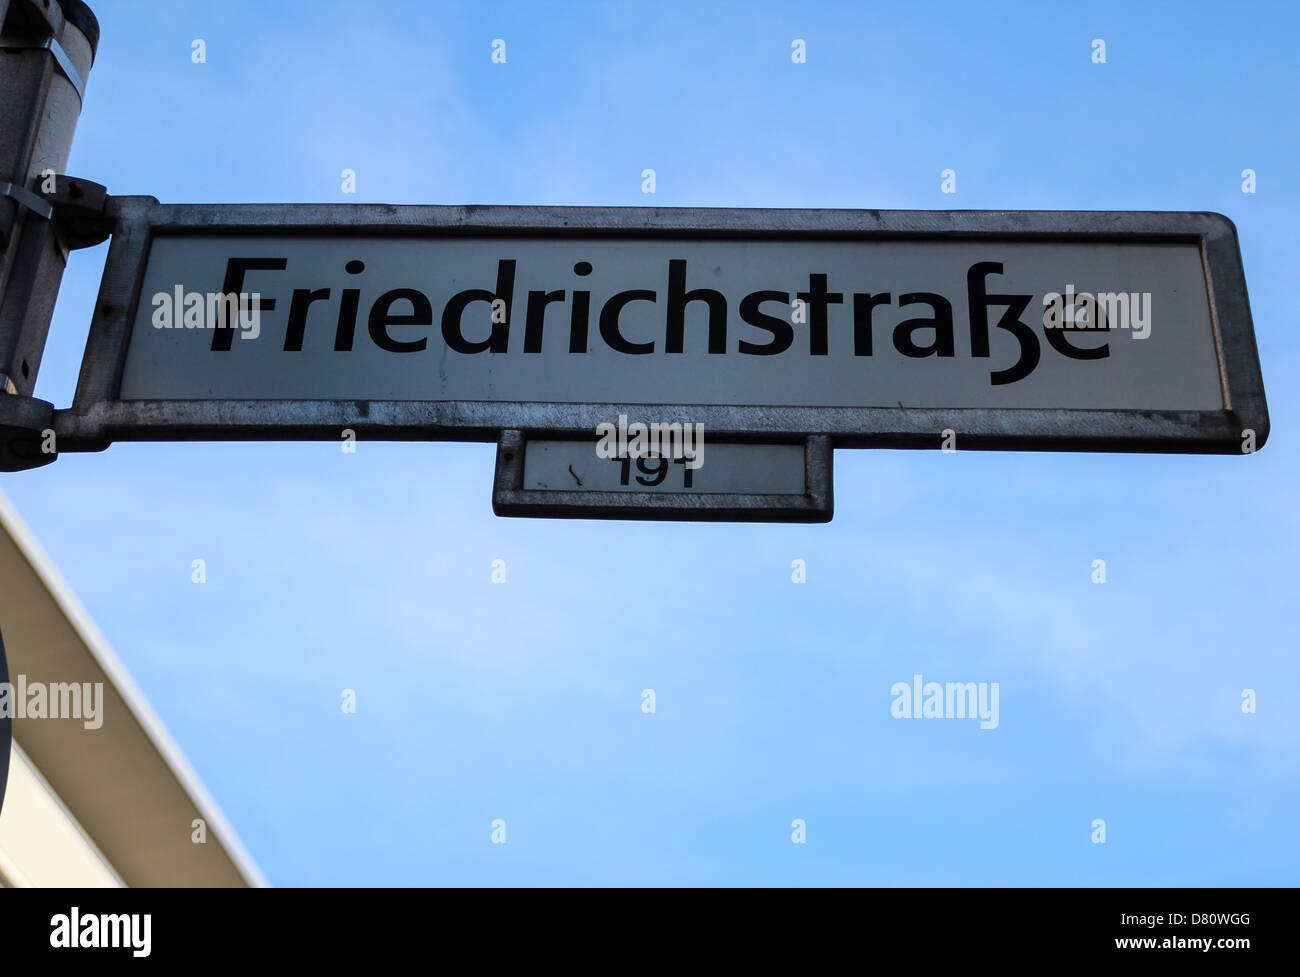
[0,743,121,886]
[0,489,265,887]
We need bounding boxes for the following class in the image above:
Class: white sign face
[523,441,807,495]
[118,235,1224,411]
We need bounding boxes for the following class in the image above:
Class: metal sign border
[55,199,1268,455]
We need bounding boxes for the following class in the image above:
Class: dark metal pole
[0,0,101,471]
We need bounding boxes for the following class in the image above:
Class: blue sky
[5,0,1298,885]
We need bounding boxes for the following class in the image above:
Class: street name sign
[50,199,1268,521]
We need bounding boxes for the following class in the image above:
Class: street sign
[59,201,1267,455]
[44,200,1268,520]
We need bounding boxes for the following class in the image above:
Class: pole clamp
[0,33,87,102]
[0,181,55,221]
[1,176,111,250]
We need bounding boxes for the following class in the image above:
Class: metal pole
[0,0,100,471]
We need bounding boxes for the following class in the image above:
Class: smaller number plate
[492,431,833,523]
